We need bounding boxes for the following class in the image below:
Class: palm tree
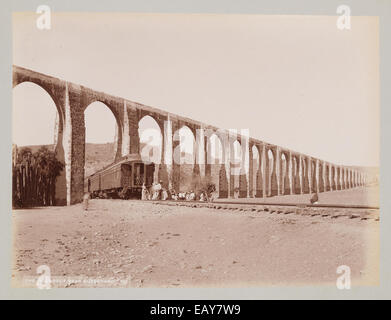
[12,146,64,207]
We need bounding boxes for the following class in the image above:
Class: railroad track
[149,199,380,220]
[150,199,379,210]
[216,201,379,210]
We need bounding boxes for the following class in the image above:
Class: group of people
[171,191,197,201]
[141,181,168,200]
[141,180,212,202]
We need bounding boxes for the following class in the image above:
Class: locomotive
[85,154,155,199]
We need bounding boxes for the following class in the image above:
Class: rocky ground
[12,190,379,288]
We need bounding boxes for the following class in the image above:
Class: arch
[345,168,349,188]
[205,129,229,159]
[350,169,354,187]
[330,166,336,190]
[84,101,119,178]
[251,145,259,188]
[80,92,125,160]
[317,161,324,193]
[340,167,345,189]
[138,115,163,165]
[324,164,330,191]
[356,170,360,187]
[310,159,317,193]
[267,148,278,196]
[12,81,66,205]
[231,140,242,198]
[173,125,196,192]
[13,81,64,142]
[231,139,243,167]
[80,95,123,131]
[250,145,262,197]
[280,152,290,195]
[207,133,224,165]
[12,71,65,128]
[336,167,341,190]
[292,155,301,194]
[138,115,164,185]
[173,125,195,165]
[139,110,166,134]
[348,168,352,188]
[280,153,286,194]
[206,133,225,197]
[301,157,310,194]
[13,82,59,146]
[267,149,274,165]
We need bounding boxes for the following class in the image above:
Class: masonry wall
[12,65,371,206]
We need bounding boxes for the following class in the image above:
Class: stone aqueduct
[13,65,370,206]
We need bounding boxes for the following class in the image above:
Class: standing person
[170,188,178,200]
[151,181,162,200]
[141,183,149,200]
[161,188,168,200]
[310,192,319,204]
[155,180,163,200]
[151,183,157,200]
[188,190,195,201]
[82,192,90,211]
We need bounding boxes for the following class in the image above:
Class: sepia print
[12,12,379,288]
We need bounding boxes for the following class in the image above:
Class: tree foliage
[12,146,64,208]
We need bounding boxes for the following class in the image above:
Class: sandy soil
[12,196,379,288]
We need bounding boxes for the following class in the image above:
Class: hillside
[15,142,116,177]
[84,142,115,176]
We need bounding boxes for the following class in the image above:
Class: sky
[12,13,380,167]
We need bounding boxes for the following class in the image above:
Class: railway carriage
[85,154,155,199]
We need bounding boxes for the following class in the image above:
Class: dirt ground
[12,190,379,288]
[215,185,380,207]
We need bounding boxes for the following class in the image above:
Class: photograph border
[1,0,389,300]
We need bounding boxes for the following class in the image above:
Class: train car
[84,173,100,194]
[89,172,101,194]
[85,154,155,199]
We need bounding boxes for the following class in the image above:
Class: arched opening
[325,165,330,191]
[311,160,317,193]
[337,167,342,190]
[174,126,195,165]
[268,149,277,196]
[281,153,290,195]
[349,169,353,188]
[318,162,324,192]
[293,156,301,194]
[331,166,336,190]
[281,154,286,179]
[138,115,163,185]
[231,140,242,198]
[207,134,224,164]
[251,145,261,197]
[302,157,309,194]
[138,115,163,164]
[84,101,117,178]
[13,82,59,146]
[173,125,195,192]
[12,81,66,206]
[207,133,225,198]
